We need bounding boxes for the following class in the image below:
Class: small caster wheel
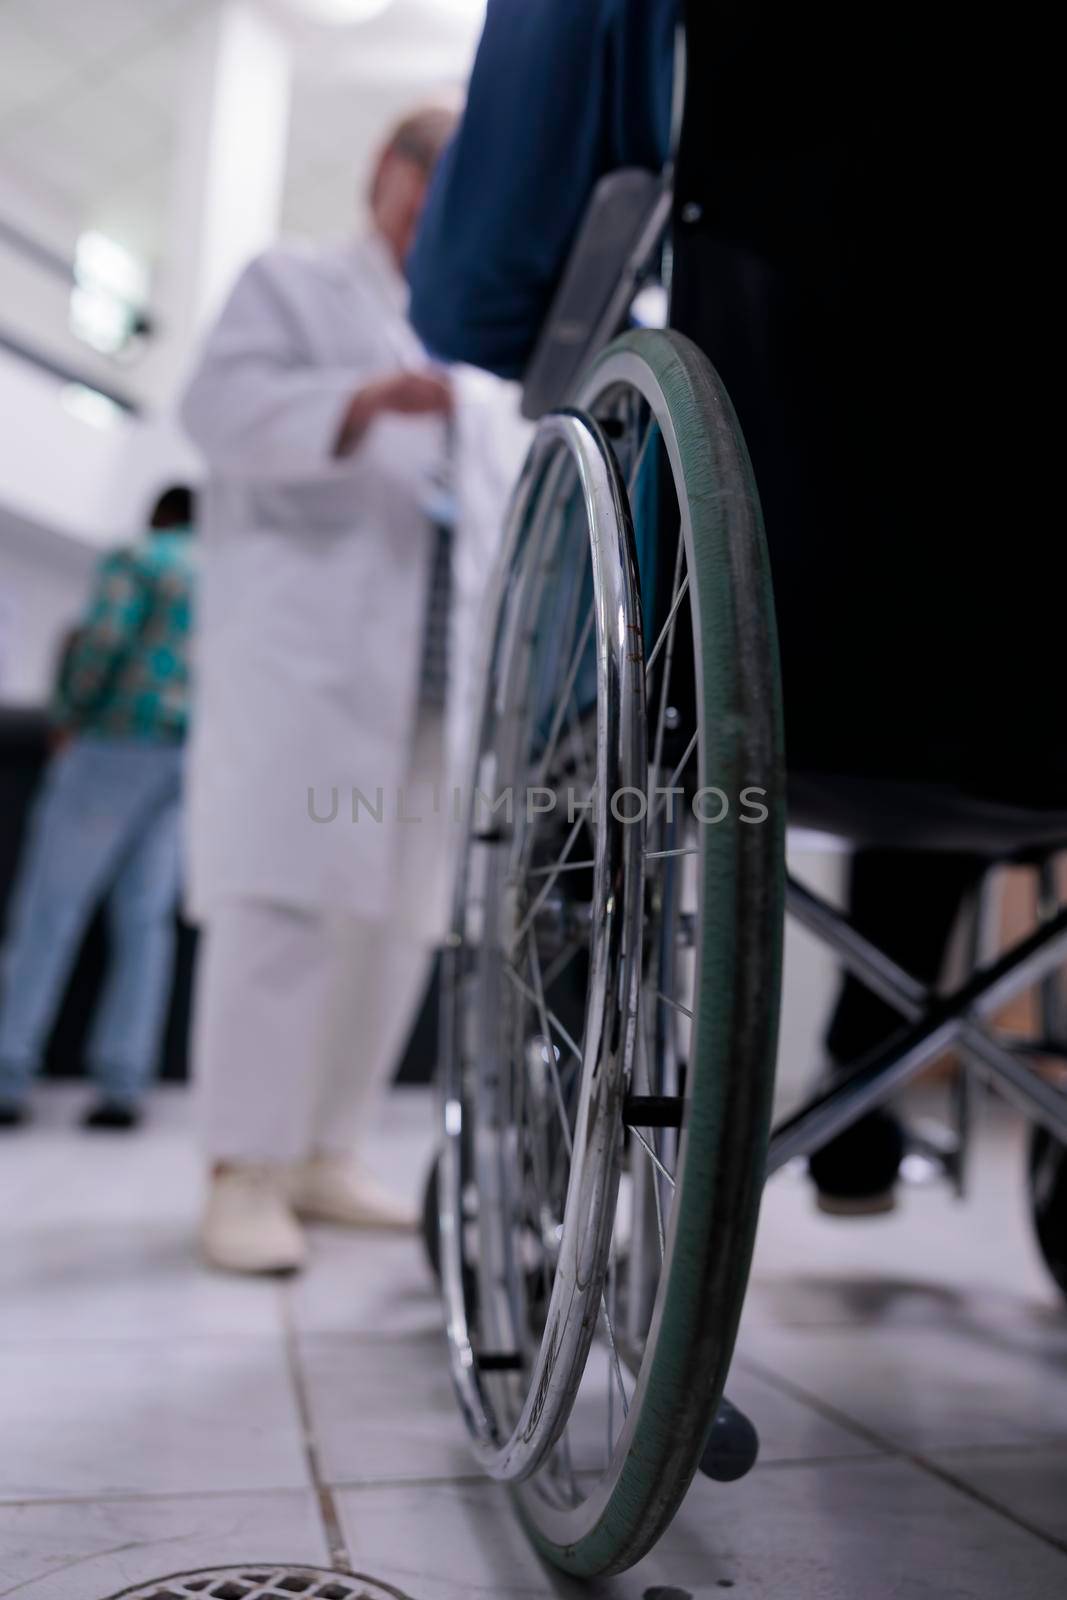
[698,1395,760,1483]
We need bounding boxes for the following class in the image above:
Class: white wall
[0,353,131,544]
[0,508,96,706]
[0,347,199,547]
[0,353,198,709]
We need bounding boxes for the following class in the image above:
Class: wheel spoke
[644,571,690,683]
[554,1423,579,1506]
[634,1036,668,1261]
[652,729,698,822]
[541,936,584,991]
[528,937,575,1161]
[503,961,583,1066]
[523,1063,557,1316]
[631,1125,677,1192]
[534,604,595,790]
[523,855,596,880]
[600,1291,630,1421]
[626,414,656,500]
[518,820,694,886]
[512,812,587,946]
[649,533,688,779]
[655,988,693,1021]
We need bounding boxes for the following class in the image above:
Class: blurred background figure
[0,3,497,1130]
[0,486,195,1131]
[0,0,925,1181]
[180,107,457,1276]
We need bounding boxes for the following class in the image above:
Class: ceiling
[279,1,481,243]
[0,0,484,268]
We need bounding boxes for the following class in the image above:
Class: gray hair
[384,105,459,174]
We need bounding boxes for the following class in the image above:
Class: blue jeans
[0,737,183,1107]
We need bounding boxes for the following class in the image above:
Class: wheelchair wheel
[439,330,785,1576]
[1029,1124,1067,1300]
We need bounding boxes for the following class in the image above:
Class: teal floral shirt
[52,531,196,743]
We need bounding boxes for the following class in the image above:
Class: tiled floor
[1,1086,1065,1599]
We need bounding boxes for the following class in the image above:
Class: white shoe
[289,1153,417,1231]
[201,1165,307,1274]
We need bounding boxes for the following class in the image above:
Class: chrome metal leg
[950,871,999,1196]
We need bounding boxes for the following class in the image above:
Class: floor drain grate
[105,1568,413,1600]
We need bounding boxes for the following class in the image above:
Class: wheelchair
[428,176,1067,1579]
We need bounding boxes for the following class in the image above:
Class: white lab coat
[181,234,447,929]
[447,368,534,785]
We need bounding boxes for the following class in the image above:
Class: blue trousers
[0,737,183,1107]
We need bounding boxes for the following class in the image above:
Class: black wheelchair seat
[788,770,1067,858]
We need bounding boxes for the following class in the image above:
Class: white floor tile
[3,1085,1065,1593]
[298,1331,474,1487]
[736,1318,1067,1452]
[333,1458,1067,1599]
[748,1099,1059,1325]
[0,1088,201,1235]
[929,1444,1067,1545]
[553,1341,878,1483]
[286,1229,441,1340]
[0,1340,309,1501]
[715,1364,879,1464]
[0,1087,435,1344]
[0,1491,329,1600]
[0,1223,284,1343]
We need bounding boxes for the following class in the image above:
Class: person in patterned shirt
[0,487,196,1132]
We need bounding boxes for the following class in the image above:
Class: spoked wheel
[439,330,785,1576]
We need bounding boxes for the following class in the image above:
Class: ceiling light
[69,232,148,358]
[74,231,147,306]
[60,384,125,431]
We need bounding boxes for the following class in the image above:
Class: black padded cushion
[788,771,1067,857]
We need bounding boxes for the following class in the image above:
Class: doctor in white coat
[181,108,458,1274]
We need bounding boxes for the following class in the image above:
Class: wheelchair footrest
[698,1396,760,1483]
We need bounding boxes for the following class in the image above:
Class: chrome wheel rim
[440,410,647,1482]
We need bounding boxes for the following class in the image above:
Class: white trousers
[193,714,449,1164]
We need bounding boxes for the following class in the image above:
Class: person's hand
[372,371,452,417]
[334,370,452,455]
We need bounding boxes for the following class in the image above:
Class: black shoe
[808,1108,905,1216]
[0,1101,29,1129]
[81,1100,142,1131]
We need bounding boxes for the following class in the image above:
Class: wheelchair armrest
[520,167,671,421]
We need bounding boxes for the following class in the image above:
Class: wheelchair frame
[430,165,1067,1580]
[522,161,1067,1179]
[772,872,1067,1177]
